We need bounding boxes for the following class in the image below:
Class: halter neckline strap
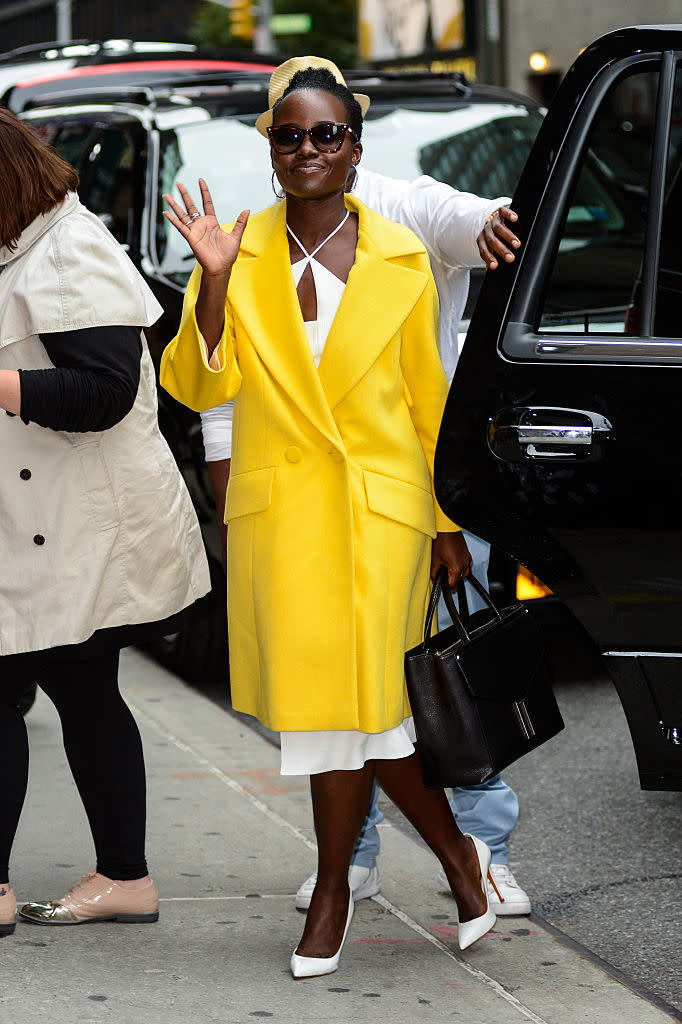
[286,211,350,267]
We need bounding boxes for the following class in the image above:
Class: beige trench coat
[0,193,210,656]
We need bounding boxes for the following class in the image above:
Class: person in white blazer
[199,158,531,917]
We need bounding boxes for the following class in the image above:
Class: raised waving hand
[163,179,249,278]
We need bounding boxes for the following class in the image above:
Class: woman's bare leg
[375,751,487,923]
[296,763,375,957]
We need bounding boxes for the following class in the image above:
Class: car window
[418,110,541,199]
[155,118,274,283]
[654,63,682,338]
[82,127,138,247]
[154,103,542,286]
[28,119,95,171]
[537,67,659,334]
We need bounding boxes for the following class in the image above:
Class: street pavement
[1,647,679,1024]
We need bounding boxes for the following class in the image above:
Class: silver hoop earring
[271,171,285,200]
[350,165,359,192]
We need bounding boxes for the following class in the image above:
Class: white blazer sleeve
[355,167,511,270]
[200,402,233,461]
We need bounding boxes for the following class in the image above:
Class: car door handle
[516,424,592,445]
[489,407,613,463]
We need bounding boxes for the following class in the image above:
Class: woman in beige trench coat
[0,108,210,935]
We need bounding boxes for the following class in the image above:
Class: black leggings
[0,649,148,884]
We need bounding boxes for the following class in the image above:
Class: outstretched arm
[356,168,520,271]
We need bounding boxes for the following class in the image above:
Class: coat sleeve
[160,261,242,413]
[399,254,460,533]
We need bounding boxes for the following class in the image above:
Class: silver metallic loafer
[19,871,159,925]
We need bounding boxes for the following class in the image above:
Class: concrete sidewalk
[1,648,676,1024]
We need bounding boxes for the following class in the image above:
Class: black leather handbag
[405,566,564,788]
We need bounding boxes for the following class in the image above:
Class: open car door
[435,26,682,791]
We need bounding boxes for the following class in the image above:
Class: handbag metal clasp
[512,700,535,739]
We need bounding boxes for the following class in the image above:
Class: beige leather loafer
[0,885,17,935]
[19,872,159,925]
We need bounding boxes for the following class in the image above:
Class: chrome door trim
[604,651,682,658]
[503,322,682,365]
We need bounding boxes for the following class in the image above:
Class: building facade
[504,0,682,103]
[0,0,193,52]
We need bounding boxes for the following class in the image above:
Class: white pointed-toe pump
[290,894,354,979]
[457,834,497,951]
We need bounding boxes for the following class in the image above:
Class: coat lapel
[227,202,343,447]
[227,196,429,441]
[317,197,430,411]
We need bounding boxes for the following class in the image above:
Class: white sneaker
[488,863,531,915]
[437,862,531,916]
[295,864,381,911]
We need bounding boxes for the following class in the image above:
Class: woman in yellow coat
[161,59,496,976]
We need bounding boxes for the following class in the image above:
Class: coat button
[330,449,344,463]
[20,469,31,481]
[33,534,45,546]
[285,445,302,463]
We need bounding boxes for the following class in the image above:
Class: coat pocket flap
[363,468,437,537]
[225,465,275,521]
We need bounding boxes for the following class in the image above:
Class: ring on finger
[186,211,201,225]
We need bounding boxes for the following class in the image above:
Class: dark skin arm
[207,457,230,573]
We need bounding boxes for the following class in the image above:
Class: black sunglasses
[267,122,357,155]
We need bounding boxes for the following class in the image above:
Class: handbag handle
[423,565,504,647]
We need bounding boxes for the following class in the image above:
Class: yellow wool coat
[161,194,459,732]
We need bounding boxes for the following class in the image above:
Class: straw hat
[255,56,370,138]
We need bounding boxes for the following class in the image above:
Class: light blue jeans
[352,532,519,867]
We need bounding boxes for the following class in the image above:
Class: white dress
[279,218,417,776]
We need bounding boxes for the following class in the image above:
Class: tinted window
[27,119,94,172]
[654,63,682,338]
[83,128,137,246]
[419,112,541,198]
[50,123,95,169]
[537,68,658,334]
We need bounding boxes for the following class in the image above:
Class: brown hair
[0,107,79,249]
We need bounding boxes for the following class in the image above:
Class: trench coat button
[285,445,302,463]
[20,468,31,481]
[33,534,45,546]
[330,449,344,463]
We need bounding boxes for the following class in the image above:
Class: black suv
[9,64,543,676]
[436,25,682,792]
